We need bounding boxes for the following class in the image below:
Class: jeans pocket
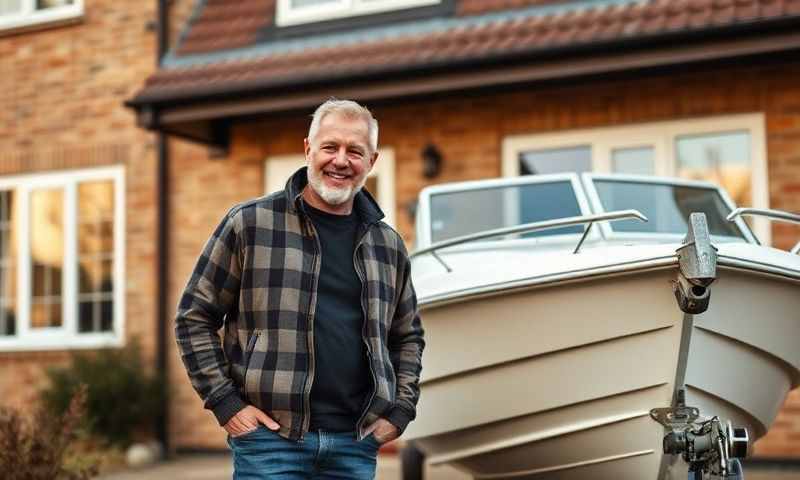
[230,425,266,441]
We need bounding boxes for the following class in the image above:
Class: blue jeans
[227,426,380,479]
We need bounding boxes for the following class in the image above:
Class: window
[0,0,82,32]
[502,114,770,243]
[264,149,396,227]
[276,0,440,26]
[0,166,124,351]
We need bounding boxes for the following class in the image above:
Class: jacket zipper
[299,217,321,440]
[353,225,378,440]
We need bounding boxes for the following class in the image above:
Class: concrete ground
[96,453,800,480]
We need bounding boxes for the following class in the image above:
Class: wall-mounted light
[421,143,443,179]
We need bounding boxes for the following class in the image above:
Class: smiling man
[175,99,425,479]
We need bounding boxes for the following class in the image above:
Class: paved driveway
[97,453,800,480]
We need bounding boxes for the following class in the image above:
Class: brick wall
[0,0,160,410]
[166,61,800,456]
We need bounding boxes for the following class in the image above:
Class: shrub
[41,340,165,447]
[0,385,97,480]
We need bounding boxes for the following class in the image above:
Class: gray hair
[308,99,379,153]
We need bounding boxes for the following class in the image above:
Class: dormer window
[276,0,440,27]
[0,0,83,32]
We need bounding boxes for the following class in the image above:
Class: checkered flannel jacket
[175,167,425,441]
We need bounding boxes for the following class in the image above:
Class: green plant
[0,385,97,480]
[41,340,165,447]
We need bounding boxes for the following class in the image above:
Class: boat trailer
[652,389,749,480]
[656,213,750,480]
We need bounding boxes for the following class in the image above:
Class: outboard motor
[673,213,718,314]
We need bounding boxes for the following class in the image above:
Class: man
[175,99,425,479]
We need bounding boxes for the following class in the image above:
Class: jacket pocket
[243,330,268,405]
[243,331,260,367]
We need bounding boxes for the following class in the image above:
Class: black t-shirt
[304,203,372,432]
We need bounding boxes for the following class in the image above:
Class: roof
[131,0,800,104]
[127,0,800,145]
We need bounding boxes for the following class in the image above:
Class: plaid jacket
[175,167,424,441]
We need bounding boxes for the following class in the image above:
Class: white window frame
[263,148,396,227]
[501,113,770,244]
[0,0,83,32]
[276,0,440,27]
[0,166,125,351]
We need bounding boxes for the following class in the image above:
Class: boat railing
[411,209,648,272]
[727,208,800,255]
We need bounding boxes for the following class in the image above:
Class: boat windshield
[429,180,584,243]
[591,179,744,238]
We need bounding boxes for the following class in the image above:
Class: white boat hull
[405,263,800,479]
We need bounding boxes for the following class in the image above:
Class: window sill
[0,333,124,352]
[0,11,83,38]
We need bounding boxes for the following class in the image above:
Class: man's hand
[365,418,399,445]
[224,405,280,437]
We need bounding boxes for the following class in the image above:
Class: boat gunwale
[418,255,800,309]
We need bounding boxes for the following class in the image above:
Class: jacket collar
[285,166,384,225]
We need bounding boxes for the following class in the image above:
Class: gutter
[155,0,170,454]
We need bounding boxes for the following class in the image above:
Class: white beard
[307,165,367,206]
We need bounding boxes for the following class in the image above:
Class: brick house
[2,0,799,463]
[126,0,800,457]
[0,0,195,444]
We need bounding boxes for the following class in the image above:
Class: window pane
[99,258,112,292]
[0,191,16,336]
[36,0,74,10]
[676,131,751,207]
[100,298,113,331]
[78,300,92,332]
[0,0,22,15]
[612,147,655,175]
[77,180,114,333]
[79,259,96,294]
[78,181,113,254]
[519,146,591,175]
[594,180,743,237]
[430,181,583,243]
[30,188,64,329]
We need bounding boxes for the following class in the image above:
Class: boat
[403,173,800,480]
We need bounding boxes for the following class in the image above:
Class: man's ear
[304,138,311,158]
[369,150,379,170]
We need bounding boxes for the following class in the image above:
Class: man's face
[304,112,377,209]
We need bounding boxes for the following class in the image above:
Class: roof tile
[175,0,272,56]
[760,0,785,18]
[134,0,800,103]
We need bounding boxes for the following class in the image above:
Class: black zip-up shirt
[305,203,372,432]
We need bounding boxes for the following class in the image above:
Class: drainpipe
[155,0,170,455]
